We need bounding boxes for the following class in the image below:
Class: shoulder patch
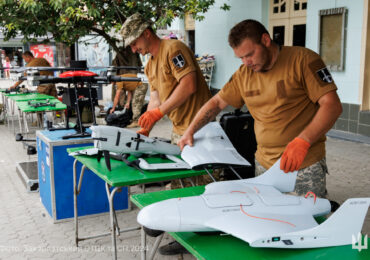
[316,67,333,83]
[172,53,186,69]
[308,59,333,87]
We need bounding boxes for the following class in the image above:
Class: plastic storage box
[36,129,128,222]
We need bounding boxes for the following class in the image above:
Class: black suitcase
[219,109,257,180]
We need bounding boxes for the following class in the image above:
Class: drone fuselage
[138,182,331,233]
[91,125,181,156]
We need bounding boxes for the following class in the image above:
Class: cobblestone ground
[0,114,369,259]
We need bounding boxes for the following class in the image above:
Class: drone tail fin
[251,198,370,248]
[311,198,370,240]
[244,158,297,192]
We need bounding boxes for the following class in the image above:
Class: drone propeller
[24,72,144,86]
[10,65,143,73]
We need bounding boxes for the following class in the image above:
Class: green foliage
[0,0,230,61]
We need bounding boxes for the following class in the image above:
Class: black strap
[121,154,143,173]
[115,131,121,146]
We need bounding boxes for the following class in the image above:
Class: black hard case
[219,109,257,180]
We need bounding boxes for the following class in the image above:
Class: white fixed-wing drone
[70,122,252,173]
[138,148,370,248]
[69,125,186,171]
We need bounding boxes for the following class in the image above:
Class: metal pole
[72,81,84,133]
[106,183,120,260]
[228,165,243,180]
[148,233,164,260]
[73,159,79,247]
[87,81,96,125]
[204,167,216,182]
[141,227,146,260]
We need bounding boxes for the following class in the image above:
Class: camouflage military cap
[120,13,152,47]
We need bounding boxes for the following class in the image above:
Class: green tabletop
[16,99,66,112]
[67,147,208,187]
[7,93,56,101]
[131,186,370,260]
[4,92,31,97]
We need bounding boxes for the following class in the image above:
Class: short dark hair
[22,51,34,58]
[228,19,269,48]
[147,26,155,34]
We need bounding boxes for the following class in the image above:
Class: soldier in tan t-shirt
[120,13,211,138]
[179,19,342,198]
[10,51,57,97]
[120,13,213,256]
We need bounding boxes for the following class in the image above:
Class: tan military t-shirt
[116,73,142,91]
[26,57,56,96]
[27,58,53,76]
[219,46,338,169]
[145,40,211,135]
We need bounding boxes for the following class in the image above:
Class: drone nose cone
[137,199,180,232]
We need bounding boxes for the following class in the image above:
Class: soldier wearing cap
[120,12,213,255]
[120,13,211,141]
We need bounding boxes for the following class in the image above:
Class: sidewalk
[0,115,369,259]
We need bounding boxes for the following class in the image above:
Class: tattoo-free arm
[10,80,23,90]
[157,71,197,115]
[111,88,122,113]
[125,90,133,108]
[147,90,161,110]
[298,90,342,144]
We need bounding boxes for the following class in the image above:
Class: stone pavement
[0,114,369,260]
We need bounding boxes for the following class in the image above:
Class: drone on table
[8,65,147,139]
[135,123,370,249]
[70,123,251,178]
[27,99,56,108]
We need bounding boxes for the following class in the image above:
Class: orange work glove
[138,107,163,130]
[137,128,149,137]
[280,137,310,173]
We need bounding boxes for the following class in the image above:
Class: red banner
[30,44,54,66]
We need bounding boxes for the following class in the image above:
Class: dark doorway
[273,26,285,46]
[293,24,306,47]
[187,30,195,53]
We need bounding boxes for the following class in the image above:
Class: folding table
[4,93,57,133]
[68,146,209,260]
[16,98,66,133]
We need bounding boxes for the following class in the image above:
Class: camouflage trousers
[168,132,221,190]
[255,158,328,197]
[37,84,57,97]
[131,83,148,121]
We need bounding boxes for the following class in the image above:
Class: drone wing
[204,210,318,245]
[181,122,250,169]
